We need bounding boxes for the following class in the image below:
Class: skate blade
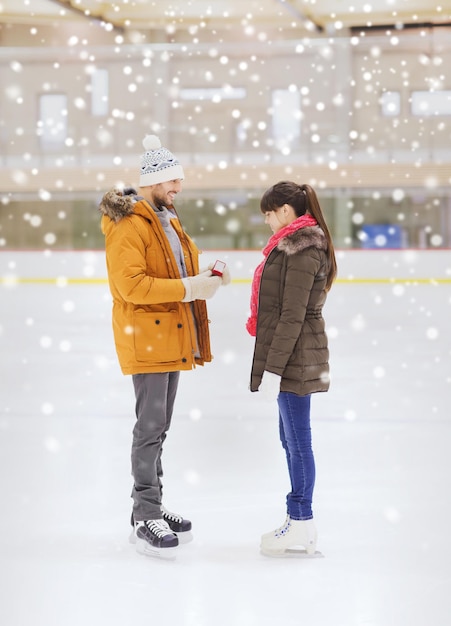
[136,539,177,561]
[261,547,324,559]
[130,530,192,546]
[176,530,193,545]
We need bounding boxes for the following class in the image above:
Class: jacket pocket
[133,310,182,363]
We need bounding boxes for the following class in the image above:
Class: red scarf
[246,214,318,336]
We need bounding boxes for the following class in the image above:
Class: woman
[247,181,337,557]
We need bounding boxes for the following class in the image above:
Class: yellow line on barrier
[1,277,451,285]
[234,278,451,284]
[336,278,451,284]
[0,277,108,285]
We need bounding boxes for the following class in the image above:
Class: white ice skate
[260,517,322,558]
[261,515,290,542]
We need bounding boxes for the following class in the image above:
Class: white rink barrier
[1,249,451,284]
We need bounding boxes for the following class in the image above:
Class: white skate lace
[161,507,183,523]
[275,517,291,537]
[144,519,173,538]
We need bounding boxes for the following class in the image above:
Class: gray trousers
[131,371,180,521]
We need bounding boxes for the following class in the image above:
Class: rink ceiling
[1,2,451,199]
[0,0,449,31]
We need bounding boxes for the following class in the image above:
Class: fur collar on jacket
[277,225,328,256]
[99,187,138,223]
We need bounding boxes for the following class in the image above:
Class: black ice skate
[130,507,193,544]
[161,506,193,543]
[133,519,178,559]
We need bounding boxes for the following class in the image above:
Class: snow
[1,250,450,626]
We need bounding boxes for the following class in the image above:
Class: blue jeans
[277,392,315,521]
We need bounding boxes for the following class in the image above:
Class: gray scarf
[154,206,187,278]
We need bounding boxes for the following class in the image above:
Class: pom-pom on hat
[139,135,184,187]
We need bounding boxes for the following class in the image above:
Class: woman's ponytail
[301,184,337,291]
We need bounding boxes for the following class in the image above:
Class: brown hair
[260,181,337,290]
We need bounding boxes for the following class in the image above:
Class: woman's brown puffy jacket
[99,189,212,375]
[250,225,331,396]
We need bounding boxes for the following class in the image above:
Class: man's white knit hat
[139,135,184,187]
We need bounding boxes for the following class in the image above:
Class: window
[411,90,451,116]
[380,91,401,117]
[91,68,109,116]
[38,93,67,149]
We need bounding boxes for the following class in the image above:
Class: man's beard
[152,193,166,209]
[153,192,173,210]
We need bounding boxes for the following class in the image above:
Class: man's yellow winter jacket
[100,188,212,375]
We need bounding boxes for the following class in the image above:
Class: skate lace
[275,517,291,537]
[144,519,173,538]
[161,507,182,524]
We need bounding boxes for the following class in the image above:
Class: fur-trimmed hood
[99,187,138,223]
[277,225,327,256]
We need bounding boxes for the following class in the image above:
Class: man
[99,134,229,559]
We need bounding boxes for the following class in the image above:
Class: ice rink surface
[1,250,451,626]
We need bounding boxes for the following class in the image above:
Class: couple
[99,136,337,560]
